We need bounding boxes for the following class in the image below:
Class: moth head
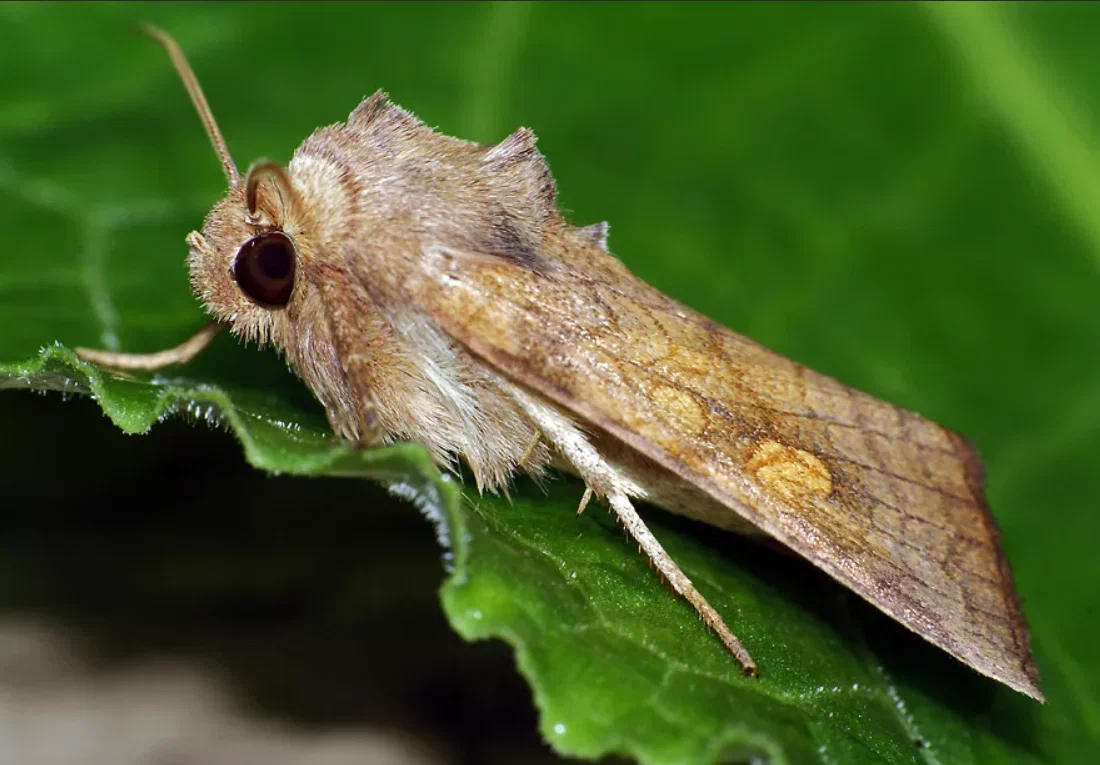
[187,160,319,351]
[139,25,319,354]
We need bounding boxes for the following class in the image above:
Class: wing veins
[618,358,974,504]
[845,482,988,546]
[872,521,1000,586]
[867,550,1012,627]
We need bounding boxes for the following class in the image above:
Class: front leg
[75,323,222,372]
[337,405,383,450]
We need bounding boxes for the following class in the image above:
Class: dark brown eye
[233,232,296,307]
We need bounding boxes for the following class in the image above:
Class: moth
[77,26,1042,701]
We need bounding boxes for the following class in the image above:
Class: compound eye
[233,231,296,307]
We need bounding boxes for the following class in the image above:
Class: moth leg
[604,490,757,677]
[75,323,222,371]
[360,408,383,446]
[340,405,384,449]
[508,385,758,676]
[576,487,593,515]
[517,430,542,468]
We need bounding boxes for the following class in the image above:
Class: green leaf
[3,3,1098,763]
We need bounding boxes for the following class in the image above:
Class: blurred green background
[2,2,1100,763]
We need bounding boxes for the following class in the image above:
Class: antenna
[139,23,240,185]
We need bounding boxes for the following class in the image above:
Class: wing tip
[941,429,1044,702]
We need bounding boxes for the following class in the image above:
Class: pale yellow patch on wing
[651,385,706,434]
[670,347,714,377]
[631,334,671,363]
[747,439,833,501]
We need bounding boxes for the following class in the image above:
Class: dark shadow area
[0,391,574,765]
[855,597,1041,757]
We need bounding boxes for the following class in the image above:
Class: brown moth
[77,26,1042,701]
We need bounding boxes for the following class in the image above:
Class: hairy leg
[508,384,757,676]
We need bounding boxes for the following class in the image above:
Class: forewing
[405,236,1042,701]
